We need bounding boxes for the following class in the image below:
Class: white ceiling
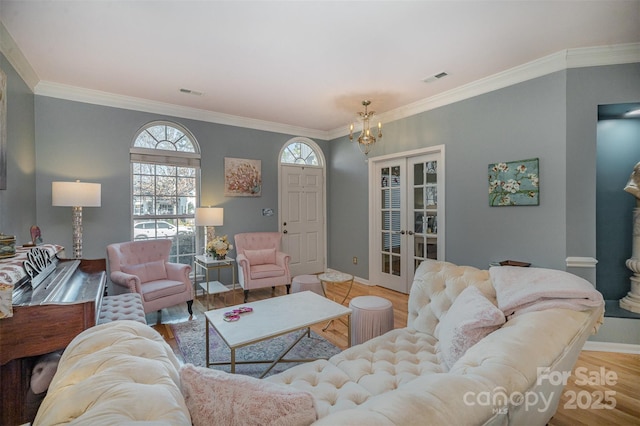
[1,1,639,137]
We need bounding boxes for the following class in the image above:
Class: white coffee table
[204,291,351,378]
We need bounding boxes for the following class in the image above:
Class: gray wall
[326,136,370,277]
[33,97,329,265]
[326,63,640,345]
[0,53,36,239]
[329,71,569,277]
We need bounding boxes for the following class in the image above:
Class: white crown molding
[34,81,330,140]
[0,21,39,91]
[566,43,640,68]
[2,25,638,141]
[328,43,640,140]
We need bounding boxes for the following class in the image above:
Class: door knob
[283,230,288,234]
[408,230,414,235]
[400,230,405,235]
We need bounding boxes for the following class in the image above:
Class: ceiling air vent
[422,72,449,84]
[179,88,203,96]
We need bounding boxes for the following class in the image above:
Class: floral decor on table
[206,235,233,260]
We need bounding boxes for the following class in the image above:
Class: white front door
[369,147,445,294]
[281,165,325,276]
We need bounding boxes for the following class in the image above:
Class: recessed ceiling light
[422,72,449,83]
[179,88,203,96]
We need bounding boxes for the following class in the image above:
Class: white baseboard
[324,269,370,286]
[354,275,371,286]
[583,341,640,354]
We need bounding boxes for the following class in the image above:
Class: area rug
[170,311,341,378]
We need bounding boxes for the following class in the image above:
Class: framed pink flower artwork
[224,157,262,197]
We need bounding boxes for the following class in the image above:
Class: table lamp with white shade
[195,207,224,253]
[52,180,101,259]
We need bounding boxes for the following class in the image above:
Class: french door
[369,147,444,294]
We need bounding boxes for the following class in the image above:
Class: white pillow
[439,285,505,369]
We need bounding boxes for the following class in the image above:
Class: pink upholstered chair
[234,232,291,302]
[107,239,193,316]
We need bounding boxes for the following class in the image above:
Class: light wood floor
[151,281,639,425]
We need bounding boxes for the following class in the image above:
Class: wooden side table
[194,255,236,309]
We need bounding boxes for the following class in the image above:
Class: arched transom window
[133,123,198,152]
[130,121,201,264]
[280,139,320,166]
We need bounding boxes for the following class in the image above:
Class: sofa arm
[237,253,250,271]
[110,271,141,293]
[236,254,250,288]
[165,262,191,281]
[236,254,251,276]
[34,321,191,426]
[276,251,290,267]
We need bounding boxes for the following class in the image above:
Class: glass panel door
[409,156,440,283]
[370,148,444,294]
[377,160,406,292]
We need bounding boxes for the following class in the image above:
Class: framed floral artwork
[224,157,262,197]
[488,158,539,206]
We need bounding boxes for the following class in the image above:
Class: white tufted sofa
[35,259,603,425]
[266,259,604,425]
[34,320,192,425]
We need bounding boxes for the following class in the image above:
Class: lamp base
[206,226,216,244]
[71,206,83,259]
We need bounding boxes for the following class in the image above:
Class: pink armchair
[107,239,193,316]
[234,232,291,302]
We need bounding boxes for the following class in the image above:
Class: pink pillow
[180,364,316,426]
[121,260,167,283]
[439,285,505,369]
[244,248,276,266]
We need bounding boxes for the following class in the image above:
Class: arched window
[130,121,201,265]
[280,138,321,166]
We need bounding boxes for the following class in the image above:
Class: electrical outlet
[353,256,358,265]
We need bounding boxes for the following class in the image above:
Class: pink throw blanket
[490,266,604,319]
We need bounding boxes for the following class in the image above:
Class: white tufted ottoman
[98,293,147,325]
[349,295,394,345]
[291,274,325,296]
